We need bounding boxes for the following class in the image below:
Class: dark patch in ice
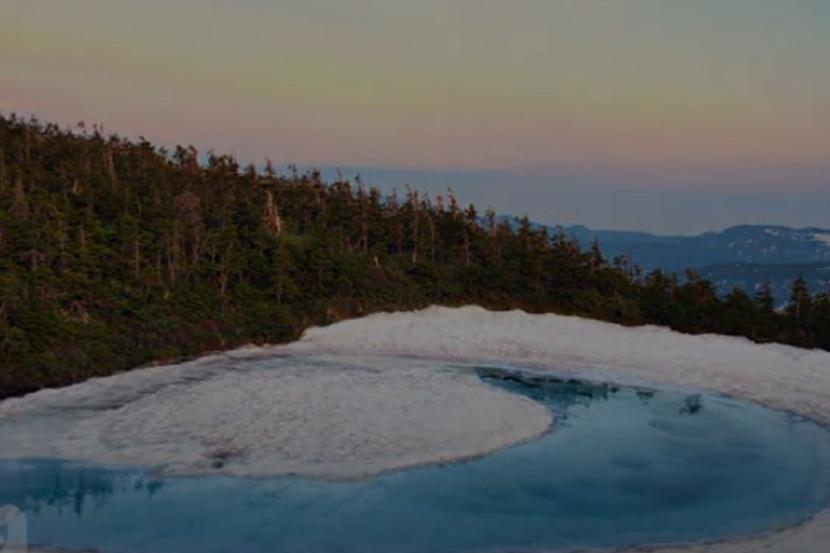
[680,394,704,415]
[204,446,246,469]
[477,367,618,404]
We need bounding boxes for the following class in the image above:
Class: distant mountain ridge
[561,224,830,270]
[499,217,830,300]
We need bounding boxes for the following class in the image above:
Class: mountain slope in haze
[563,224,830,271]
[570,224,830,300]
[500,216,830,300]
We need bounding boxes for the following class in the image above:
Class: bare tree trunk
[24,126,32,163]
[263,190,283,236]
[426,212,436,261]
[10,177,29,221]
[55,216,67,271]
[218,244,234,296]
[0,149,6,194]
[105,147,119,189]
[463,230,471,266]
[408,187,419,264]
[167,228,180,284]
[358,186,369,254]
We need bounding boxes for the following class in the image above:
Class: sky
[2,0,829,233]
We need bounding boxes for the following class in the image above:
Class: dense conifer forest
[1,114,828,398]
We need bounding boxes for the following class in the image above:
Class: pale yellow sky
[4,0,829,171]
[3,0,830,231]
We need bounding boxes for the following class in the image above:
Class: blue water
[2,369,830,553]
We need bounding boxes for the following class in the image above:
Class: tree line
[1,114,828,397]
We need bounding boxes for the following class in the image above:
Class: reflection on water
[2,367,830,553]
[1,462,165,517]
[478,367,626,408]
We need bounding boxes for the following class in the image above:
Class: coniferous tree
[0,113,826,397]
[754,282,775,313]
[788,276,812,323]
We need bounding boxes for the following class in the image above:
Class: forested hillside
[698,261,830,305]
[1,114,828,397]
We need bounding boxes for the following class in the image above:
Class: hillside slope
[1,114,828,397]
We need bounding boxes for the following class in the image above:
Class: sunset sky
[3,0,829,233]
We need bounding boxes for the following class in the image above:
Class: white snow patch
[0,354,551,480]
[5,305,830,550]
[289,306,830,426]
[286,306,830,552]
[813,232,830,247]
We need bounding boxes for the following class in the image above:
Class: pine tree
[788,276,812,322]
[754,282,775,313]
[0,113,826,397]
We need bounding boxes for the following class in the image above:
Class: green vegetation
[1,114,828,397]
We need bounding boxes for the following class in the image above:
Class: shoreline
[0,354,553,481]
[7,305,830,553]
[284,305,830,553]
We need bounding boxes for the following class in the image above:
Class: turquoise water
[2,369,830,553]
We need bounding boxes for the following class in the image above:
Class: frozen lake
[2,363,829,553]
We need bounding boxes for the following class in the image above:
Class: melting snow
[6,305,830,551]
[290,306,830,426]
[0,354,551,479]
[288,306,830,552]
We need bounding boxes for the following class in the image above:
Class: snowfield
[0,354,551,480]
[291,306,830,428]
[288,306,830,553]
[4,305,830,552]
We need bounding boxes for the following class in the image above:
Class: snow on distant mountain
[497,216,830,300]
[560,224,830,270]
[813,230,830,247]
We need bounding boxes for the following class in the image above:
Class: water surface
[2,367,829,553]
